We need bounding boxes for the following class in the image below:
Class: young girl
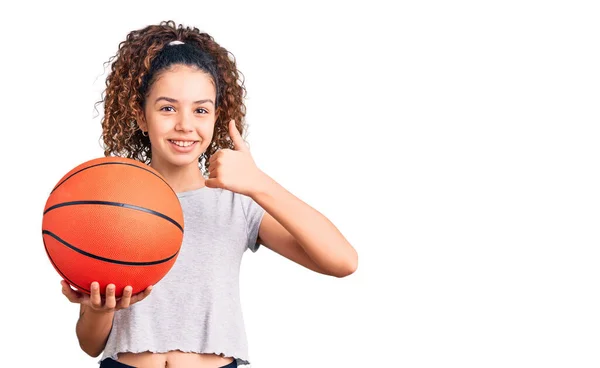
[60,20,358,368]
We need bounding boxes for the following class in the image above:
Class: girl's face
[139,64,217,171]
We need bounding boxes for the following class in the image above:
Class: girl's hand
[205,120,266,196]
[61,280,153,313]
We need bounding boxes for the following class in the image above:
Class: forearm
[76,305,114,357]
[251,172,358,276]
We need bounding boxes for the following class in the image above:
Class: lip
[168,139,198,153]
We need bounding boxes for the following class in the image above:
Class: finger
[208,166,218,179]
[208,150,222,166]
[90,282,102,308]
[207,160,216,176]
[132,285,153,305]
[140,285,153,299]
[104,284,117,309]
[118,286,133,309]
[228,120,248,153]
[204,178,219,188]
[61,280,83,303]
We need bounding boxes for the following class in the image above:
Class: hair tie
[169,40,184,46]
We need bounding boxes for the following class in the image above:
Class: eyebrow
[155,96,215,105]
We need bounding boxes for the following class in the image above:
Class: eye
[160,106,175,112]
[196,108,209,114]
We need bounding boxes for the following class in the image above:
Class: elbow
[78,340,103,358]
[333,249,358,278]
[80,345,102,358]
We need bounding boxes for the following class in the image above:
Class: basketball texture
[42,156,184,297]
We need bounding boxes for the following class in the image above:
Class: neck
[149,157,206,193]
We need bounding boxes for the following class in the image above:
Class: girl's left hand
[205,120,266,196]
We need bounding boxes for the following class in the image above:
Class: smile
[169,140,197,147]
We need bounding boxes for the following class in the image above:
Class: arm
[206,120,358,277]
[76,305,114,357]
[251,172,358,278]
[61,281,152,357]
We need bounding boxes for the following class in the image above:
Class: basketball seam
[43,237,91,293]
[42,230,179,266]
[51,161,178,200]
[43,200,183,233]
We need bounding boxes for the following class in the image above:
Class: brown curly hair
[96,20,248,176]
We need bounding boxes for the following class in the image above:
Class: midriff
[116,351,235,368]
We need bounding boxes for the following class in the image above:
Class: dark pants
[100,357,237,368]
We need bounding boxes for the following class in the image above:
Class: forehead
[150,65,216,99]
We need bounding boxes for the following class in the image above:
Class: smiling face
[139,64,218,172]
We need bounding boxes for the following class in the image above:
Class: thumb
[229,120,249,153]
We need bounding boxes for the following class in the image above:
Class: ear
[137,113,148,132]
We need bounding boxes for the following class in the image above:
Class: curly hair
[96,20,248,176]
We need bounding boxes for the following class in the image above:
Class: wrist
[84,305,115,318]
[250,171,274,198]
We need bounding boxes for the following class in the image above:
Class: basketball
[42,156,184,297]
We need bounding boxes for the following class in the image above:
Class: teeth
[170,140,195,147]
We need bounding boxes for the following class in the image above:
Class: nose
[175,111,194,132]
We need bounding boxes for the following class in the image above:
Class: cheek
[199,124,216,141]
[148,117,171,135]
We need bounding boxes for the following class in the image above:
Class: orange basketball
[42,156,184,297]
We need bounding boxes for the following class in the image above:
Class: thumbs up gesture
[205,120,266,196]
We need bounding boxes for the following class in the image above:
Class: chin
[168,156,201,168]
[153,144,204,168]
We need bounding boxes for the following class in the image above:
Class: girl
[60,20,358,368]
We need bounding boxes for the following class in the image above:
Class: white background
[1,1,599,367]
